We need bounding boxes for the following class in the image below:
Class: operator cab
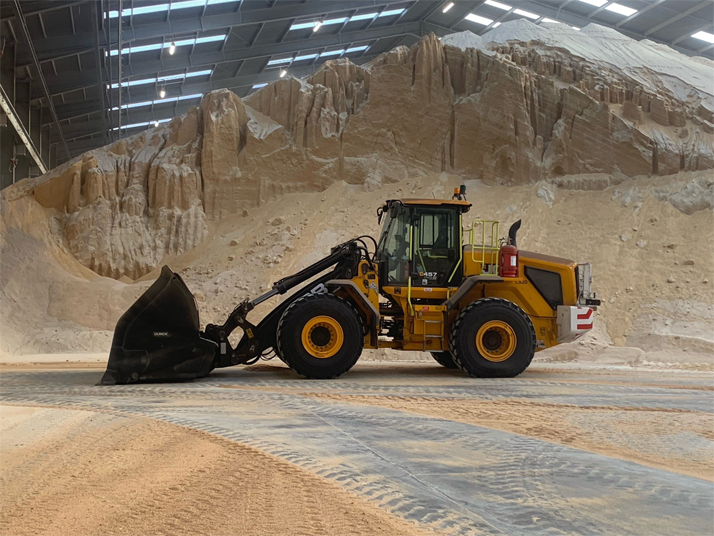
[376,198,471,289]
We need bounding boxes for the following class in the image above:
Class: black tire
[277,293,364,379]
[449,298,536,378]
[430,351,459,369]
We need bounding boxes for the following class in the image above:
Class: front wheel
[277,294,364,379]
[449,298,536,378]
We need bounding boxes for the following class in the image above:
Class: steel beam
[47,98,102,124]
[118,22,422,78]
[643,1,712,36]
[115,0,400,45]
[33,21,420,100]
[52,117,104,141]
[587,1,616,18]
[91,0,107,146]
[0,83,47,174]
[0,0,86,21]
[62,136,107,156]
[615,0,666,27]
[51,52,382,141]
[10,0,70,161]
[509,0,709,56]
[671,22,713,45]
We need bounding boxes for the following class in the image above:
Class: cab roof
[383,198,472,211]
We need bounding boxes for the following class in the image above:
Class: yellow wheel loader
[100,187,600,384]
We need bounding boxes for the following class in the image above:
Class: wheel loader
[100,187,600,384]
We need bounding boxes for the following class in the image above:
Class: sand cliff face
[4,27,712,281]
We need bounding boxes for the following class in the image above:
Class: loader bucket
[100,266,217,385]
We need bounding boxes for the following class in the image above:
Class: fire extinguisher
[499,243,519,278]
[499,220,521,278]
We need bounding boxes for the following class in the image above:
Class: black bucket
[100,266,217,385]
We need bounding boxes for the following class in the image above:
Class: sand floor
[0,405,430,536]
[1,361,712,535]
[295,393,714,480]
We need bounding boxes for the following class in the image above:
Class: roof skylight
[109,0,236,18]
[484,0,512,11]
[111,93,203,111]
[109,35,225,56]
[112,118,172,131]
[290,8,405,30]
[465,13,494,26]
[109,70,212,89]
[692,30,714,44]
[513,8,539,19]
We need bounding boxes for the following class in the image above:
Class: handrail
[407,224,414,314]
[448,213,464,285]
[466,219,500,276]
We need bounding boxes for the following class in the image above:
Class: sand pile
[0,23,712,364]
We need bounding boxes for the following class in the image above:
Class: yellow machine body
[332,198,590,354]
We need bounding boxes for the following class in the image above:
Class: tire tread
[277,293,363,379]
[449,298,536,378]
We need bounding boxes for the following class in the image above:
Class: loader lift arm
[202,239,367,369]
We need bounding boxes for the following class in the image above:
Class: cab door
[412,208,461,287]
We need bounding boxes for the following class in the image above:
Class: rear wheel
[449,298,536,378]
[430,351,458,369]
[277,294,364,379]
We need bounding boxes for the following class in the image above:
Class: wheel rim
[301,316,344,358]
[476,320,517,362]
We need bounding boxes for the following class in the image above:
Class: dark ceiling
[1,0,712,171]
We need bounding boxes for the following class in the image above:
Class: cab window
[413,208,459,286]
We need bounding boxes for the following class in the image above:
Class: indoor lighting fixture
[540,18,560,24]
[692,30,714,43]
[159,87,166,98]
[484,0,511,10]
[169,42,176,55]
[252,83,268,89]
[442,2,454,13]
[154,121,160,127]
[313,21,322,31]
[279,70,287,78]
[464,13,493,25]
[577,0,606,6]
[492,21,501,27]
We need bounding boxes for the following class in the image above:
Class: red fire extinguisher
[499,243,519,278]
